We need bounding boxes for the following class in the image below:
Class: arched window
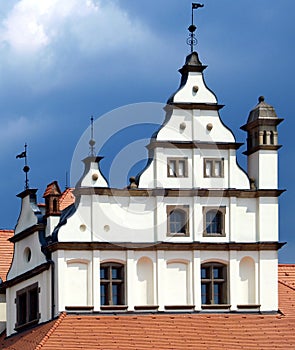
[201,262,227,305]
[263,130,267,144]
[167,206,189,236]
[203,207,225,236]
[270,131,274,145]
[100,263,125,306]
[53,198,58,212]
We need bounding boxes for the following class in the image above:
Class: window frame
[166,205,189,237]
[203,158,224,178]
[201,262,228,305]
[100,263,125,306]
[15,282,40,330]
[167,157,188,178]
[203,206,226,237]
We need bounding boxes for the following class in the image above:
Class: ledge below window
[15,318,39,332]
[100,305,128,311]
[65,306,94,312]
[164,305,195,310]
[237,304,261,310]
[202,304,231,310]
[134,305,159,311]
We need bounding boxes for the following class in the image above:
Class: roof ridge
[279,263,295,267]
[34,312,67,350]
[278,279,295,291]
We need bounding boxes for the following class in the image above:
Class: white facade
[4,51,284,336]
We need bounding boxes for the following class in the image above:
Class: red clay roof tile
[0,265,294,349]
[0,230,13,282]
[43,181,61,198]
[59,188,75,211]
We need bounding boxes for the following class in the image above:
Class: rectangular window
[15,283,39,330]
[204,158,224,178]
[100,263,125,306]
[167,158,188,178]
[201,263,227,305]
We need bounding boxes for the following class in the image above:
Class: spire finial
[89,116,96,156]
[16,143,30,189]
[187,3,204,53]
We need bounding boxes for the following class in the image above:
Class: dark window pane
[213,267,223,279]
[206,210,222,234]
[100,267,107,279]
[214,283,223,304]
[28,289,38,322]
[112,284,119,305]
[18,293,27,325]
[201,283,210,304]
[201,267,208,279]
[100,284,107,305]
[112,267,121,280]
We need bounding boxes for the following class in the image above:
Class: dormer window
[204,158,223,178]
[167,205,189,236]
[15,283,40,330]
[167,158,188,177]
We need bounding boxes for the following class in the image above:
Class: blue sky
[0,0,294,262]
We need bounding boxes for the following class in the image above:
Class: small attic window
[15,283,40,330]
[24,247,32,263]
[53,198,58,212]
[263,131,267,144]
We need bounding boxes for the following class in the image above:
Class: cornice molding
[9,224,45,243]
[47,241,285,253]
[146,141,243,150]
[4,262,50,288]
[74,188,285,198]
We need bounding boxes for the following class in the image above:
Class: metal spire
[16,143,30,190]
[89,116,96,156]
[187,3,204,53]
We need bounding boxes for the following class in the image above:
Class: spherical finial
[23,165,30,173]
[188,24,196,33]
[89,139,96,147]
[258,96,265,103]
[129,176,137,189]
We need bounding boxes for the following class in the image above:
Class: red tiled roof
[43,181,61,198]
[0,264,295,349]
[1,312,295,350]
[278,264,295,289]
[59,188,75,211]
[0,230,13,282]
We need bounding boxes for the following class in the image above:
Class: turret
[43,181,61,217]
[241,96,283,189]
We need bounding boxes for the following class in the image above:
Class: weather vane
[89,116,96,156]
[187,3,204,53]
[16,143,30,190]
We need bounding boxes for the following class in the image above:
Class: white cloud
[0,0,156,61]
[0,0,161,93]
